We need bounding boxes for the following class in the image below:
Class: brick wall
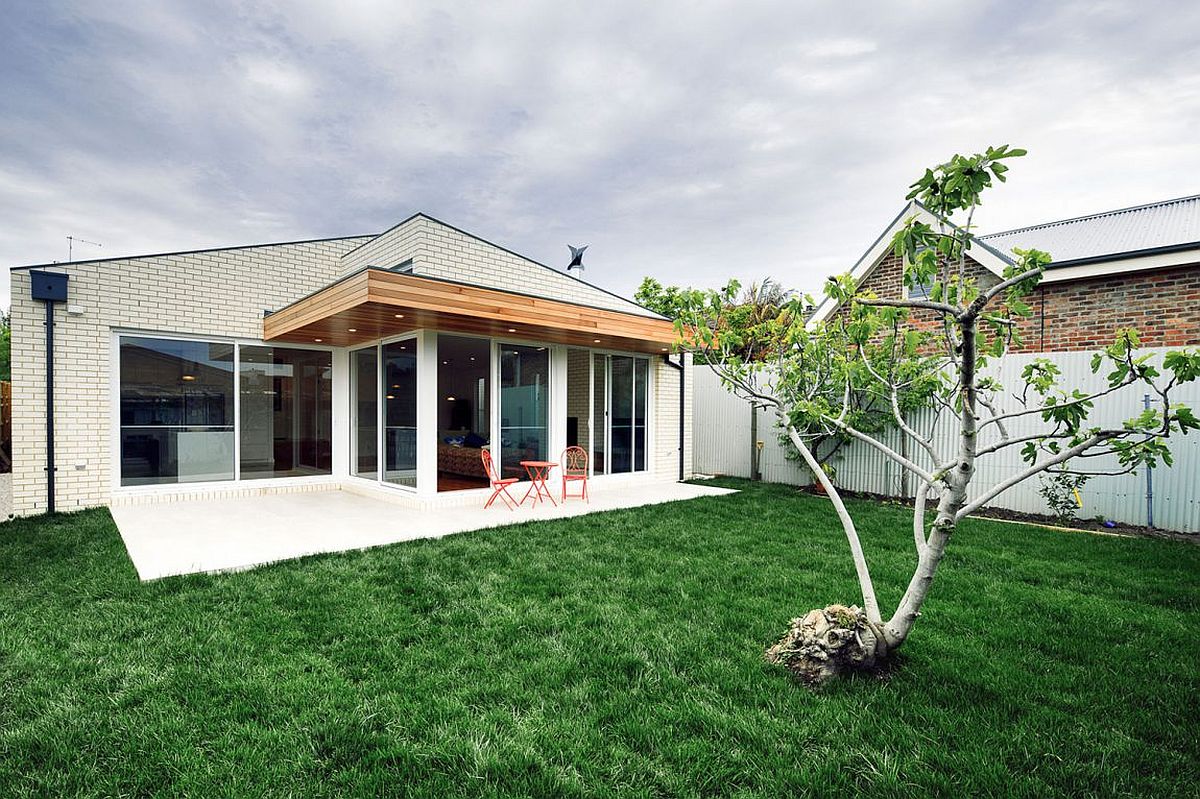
[9,237,370,516]
[652,354,692,480]
[831,251,1200,351]
[340,214,661,319]
[1015,265,1200,351]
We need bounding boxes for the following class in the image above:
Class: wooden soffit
[262,268,677,352]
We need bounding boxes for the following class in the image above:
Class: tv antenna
[67,235,102,262]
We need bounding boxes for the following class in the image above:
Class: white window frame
[110,330,337,495]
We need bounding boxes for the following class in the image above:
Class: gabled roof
[339,212,665,320]
[980,194,1200,266]
[806,201,1013,325]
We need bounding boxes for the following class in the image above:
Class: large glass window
[352,346,379,480]
[437,335,491,492]
[119,337,235,485]
[634,358,648,472]
[499,344,550,480]
[383,340,418,487]
[239,346,332,479]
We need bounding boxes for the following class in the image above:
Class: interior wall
[566,349,591,459]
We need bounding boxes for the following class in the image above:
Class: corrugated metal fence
[693,350,1200,532]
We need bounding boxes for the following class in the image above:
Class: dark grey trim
[10,234,376,272]
[1043,240,1200,270]
[340,211,669,321]
[266,265,667,324]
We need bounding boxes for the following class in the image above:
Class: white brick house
[8,213,692,517]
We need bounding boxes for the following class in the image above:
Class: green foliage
[1037,472,1089,525]
[662,144,1195,512]
[634,277,690,319]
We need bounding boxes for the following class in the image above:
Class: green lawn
[1,480,1197,798]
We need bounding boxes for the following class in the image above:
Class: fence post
[749,402,760,481]
[1144,393,1155,528]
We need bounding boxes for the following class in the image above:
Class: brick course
[830,251,1200,352]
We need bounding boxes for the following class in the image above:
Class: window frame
[111,330,335,493]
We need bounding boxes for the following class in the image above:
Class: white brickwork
[9,237,370,516]
[651,354,693,480]
[340,214,662,318]
[10,216,682,518]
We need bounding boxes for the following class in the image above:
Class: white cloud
[2,0,1199,309]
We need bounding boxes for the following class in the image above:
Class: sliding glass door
[351,346,378,480]
[349,337,418,489]
[498,344,550,480]
[384,340,418,487]
[592,354,649,476]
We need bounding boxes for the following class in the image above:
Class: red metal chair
[561,446,589,502]
[481,449,519,510]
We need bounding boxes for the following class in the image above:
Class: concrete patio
[110,480,737,580]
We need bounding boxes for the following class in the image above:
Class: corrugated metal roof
[979,194,1200,265]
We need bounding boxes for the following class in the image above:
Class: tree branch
[955,431,1118,520]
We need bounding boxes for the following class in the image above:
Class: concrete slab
[110,481,737,580]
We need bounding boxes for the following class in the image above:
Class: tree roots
[764,605,889,686]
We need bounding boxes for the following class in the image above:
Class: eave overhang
[263,268,678,353]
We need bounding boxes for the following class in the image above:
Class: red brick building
[811,195,1200,351]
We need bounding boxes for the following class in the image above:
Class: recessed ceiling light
[348,328,357,333]
[507,328,516,333]
[394,314,405,319]
[392,384,399,389]
[446,396,456,401]
[385,394,395,400]
[593,339,601,343]
[314,338,323,342]
[442,360,448,365]
[661,347,668,351]
[469,356,475,361]
[181,375,196,381]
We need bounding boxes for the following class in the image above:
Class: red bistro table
[519,461,558,507]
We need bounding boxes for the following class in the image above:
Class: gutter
[662,354,685,481]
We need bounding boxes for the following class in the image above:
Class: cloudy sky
[2,1,1198,309]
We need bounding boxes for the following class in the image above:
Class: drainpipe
[30,270,70,514]
[662,354,685,481]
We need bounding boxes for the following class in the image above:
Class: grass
[1,479,1197,798]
